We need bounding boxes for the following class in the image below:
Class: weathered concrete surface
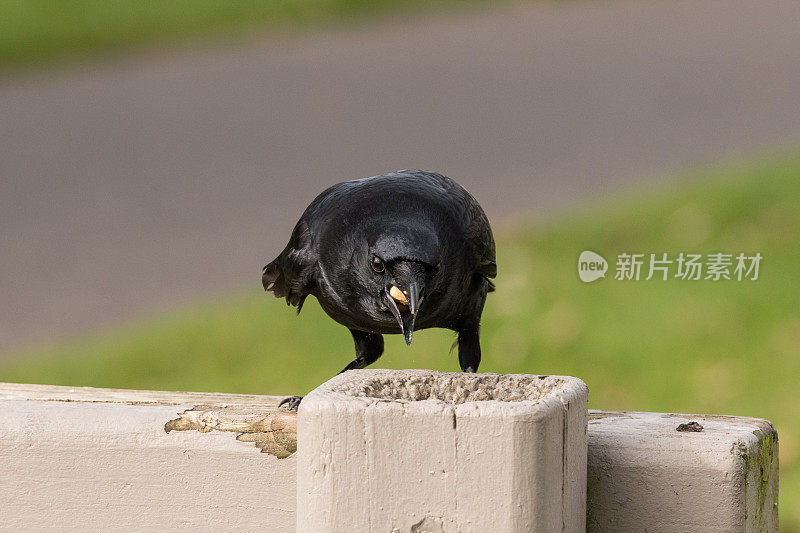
[297,370,589,532]
[0,383,296,531]
[3,0,800,353]
[587,410,779,532]
[0,382,780,531]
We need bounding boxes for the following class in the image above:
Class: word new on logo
[578,251,608,283]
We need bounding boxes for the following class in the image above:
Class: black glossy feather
[263,170,496,395]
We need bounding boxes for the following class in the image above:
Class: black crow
[263,170,496,408]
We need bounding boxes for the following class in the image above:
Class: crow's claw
[279,396,303,410]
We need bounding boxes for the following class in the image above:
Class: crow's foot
[279,396,303,410]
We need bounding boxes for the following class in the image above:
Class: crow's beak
[386,265,424,345]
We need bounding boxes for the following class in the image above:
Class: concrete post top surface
[588,409,777,452]
[0,381,297,458]
[301,369,587,412]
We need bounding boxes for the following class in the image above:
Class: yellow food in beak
[389,285,409,306]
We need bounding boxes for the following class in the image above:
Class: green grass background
[1,152,798,526]
[0,0,471,70]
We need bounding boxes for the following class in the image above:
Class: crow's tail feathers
[263,257,310,314]
[262,259,287,298]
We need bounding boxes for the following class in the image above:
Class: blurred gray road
[2,0,800,353]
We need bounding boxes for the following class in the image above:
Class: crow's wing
[424,172,496,283]
[464,191,497,285]
[459,185,496,290]
[262,217,317,312]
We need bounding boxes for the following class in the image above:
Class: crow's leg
[339,329,384,373]
[457,325,481,373]
[280,330,384,410]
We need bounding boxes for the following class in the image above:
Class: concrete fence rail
[0,373,778,532]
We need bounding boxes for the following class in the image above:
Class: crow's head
[355,221,442,345]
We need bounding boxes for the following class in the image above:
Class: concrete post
[587,410,779,532]
[0,383,297,531]
[0,383,779,530]
[297,369,588,533]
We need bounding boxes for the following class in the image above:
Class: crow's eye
[371,256,385,273]
[433,262,441,274]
